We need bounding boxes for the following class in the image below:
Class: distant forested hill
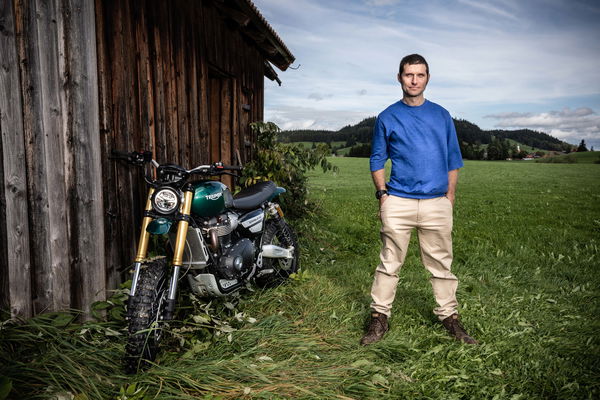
[279,117,573,153]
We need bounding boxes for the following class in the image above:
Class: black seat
[233,181,276,210]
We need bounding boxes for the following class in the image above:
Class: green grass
[536,151,600,164]
[504,138,547,154]
[1,159,599,399]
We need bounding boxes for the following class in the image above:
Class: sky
[252,0,600,149]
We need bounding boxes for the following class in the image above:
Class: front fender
[147,218,172,235]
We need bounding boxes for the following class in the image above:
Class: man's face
[398,63,429,98]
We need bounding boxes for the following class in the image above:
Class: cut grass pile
[1,158,599,399]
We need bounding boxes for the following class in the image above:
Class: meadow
[1,158,599,399]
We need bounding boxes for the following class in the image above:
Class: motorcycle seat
[233,181,276,210]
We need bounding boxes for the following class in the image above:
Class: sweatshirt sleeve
[446,115,464,171]
[370,116,388,172]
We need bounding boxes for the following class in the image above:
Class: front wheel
[124,257,169,374]
[255,219,299,287]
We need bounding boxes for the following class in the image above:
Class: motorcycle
[111,150,299,373]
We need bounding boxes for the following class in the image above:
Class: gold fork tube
[171,190,194,266]
[134,188,155,262]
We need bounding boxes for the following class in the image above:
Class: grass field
[1,159,599,399]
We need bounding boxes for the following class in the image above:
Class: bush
[239,122,336,218]
[346,143,371,157]
[536,154,576,163]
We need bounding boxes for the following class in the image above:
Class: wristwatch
[375,190,388,199]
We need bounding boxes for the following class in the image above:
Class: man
[360,54,477,346]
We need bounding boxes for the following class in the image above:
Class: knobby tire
[124,258,169,374]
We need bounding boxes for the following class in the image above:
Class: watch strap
[375,190,388,199]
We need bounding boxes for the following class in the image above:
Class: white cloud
[457,0,521,21]
[254,0,600,147]
[264,105,374,131]
[364,0,402,6]
[485,107,600,146]
[307,93,333,101]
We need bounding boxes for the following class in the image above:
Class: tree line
[279,117,577,159]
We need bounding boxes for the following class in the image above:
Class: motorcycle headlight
[151,188,181,215]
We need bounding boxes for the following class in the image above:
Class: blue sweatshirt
[369,99,463,199]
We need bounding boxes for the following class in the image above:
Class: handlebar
[110,150,243,175]
[212,162,243,171]
[110,150,153,166]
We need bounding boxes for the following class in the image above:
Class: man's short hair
[399,54,429,75]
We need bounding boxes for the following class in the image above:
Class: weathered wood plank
[24,0,71,312]
[63,0,106,315]
[175,8,190,165]
[198,3,210,165]
[187,6,201,167]
[161,0,178,164]
[112,0,138,264]
[95,0,122,288]
[95,0,122,290]
[151,1,167,163]
[209,77,221,163]
[135,1,154,155]
[231,77,239,167]
[0,0,32,319]
[220,78,232,187]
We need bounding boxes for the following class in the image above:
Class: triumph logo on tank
[205,192,222,201]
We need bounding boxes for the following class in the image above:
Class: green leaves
[0,377,12,400]
[90,286,128,322]
[240,121,336,218]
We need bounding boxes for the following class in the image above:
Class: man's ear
[397,73,402,83]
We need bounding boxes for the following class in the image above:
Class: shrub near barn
[240,122,336,218]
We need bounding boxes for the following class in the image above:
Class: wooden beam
[95,0,122,291]
[0,0,32,319]
[243,27,265,43]
[25,0,71,313]
[63,0,106,317]
[213,1,251,27]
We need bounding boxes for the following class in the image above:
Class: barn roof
[214,0,296,72]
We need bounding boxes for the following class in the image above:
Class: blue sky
[253,0,600,149]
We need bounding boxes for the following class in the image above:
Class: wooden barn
[0,0,295,319]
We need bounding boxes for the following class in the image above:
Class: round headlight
[152,188,180,214]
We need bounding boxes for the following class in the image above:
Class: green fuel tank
[191,181,233,217]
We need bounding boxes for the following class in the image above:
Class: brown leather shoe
[441,314,478,344]
[360,312,389,346]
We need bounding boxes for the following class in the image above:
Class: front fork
[128,187,194,321]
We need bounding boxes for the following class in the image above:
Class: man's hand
[445,192,455,207]
[446,169,459,207]
[377,195,389,219]
[379,194,389,208]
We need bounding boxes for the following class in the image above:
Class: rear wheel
[256,219,299,287]
[124,258,169,374]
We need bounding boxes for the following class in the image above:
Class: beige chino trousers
[370,195,458,320]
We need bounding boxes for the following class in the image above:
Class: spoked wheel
[124,257,169,374]
[256,219,299,287]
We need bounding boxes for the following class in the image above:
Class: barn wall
[96,0,266,286]
[0,0,105,318]
[1,0,270,318]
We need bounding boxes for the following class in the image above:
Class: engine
[202,212,255,279]
[217,238,254,279]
